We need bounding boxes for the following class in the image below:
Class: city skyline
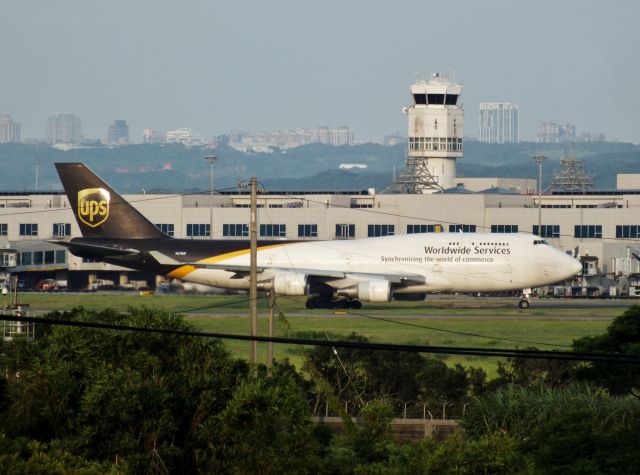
[0,110,610,147]
[1,1,638,143]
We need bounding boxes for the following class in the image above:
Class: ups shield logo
[78,188,110,228]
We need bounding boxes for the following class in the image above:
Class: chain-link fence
[310,399,470,420]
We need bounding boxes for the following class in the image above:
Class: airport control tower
[387,73,464,193]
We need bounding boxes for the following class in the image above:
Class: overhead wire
[0,186,241,218]
[2,182,640,243]
[170,295,267,315]
[1,314,638,364]
[276,295,572,349]
[274,192,640,244]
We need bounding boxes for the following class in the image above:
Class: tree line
[0,305,639,473]
[1,141,639,193]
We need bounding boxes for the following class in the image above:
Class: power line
[277,193,640,244]
[171,296,266,314]
[276,296,571,349]
[0,186,240,219]
[1,314,638,364]
[3,185,640,243]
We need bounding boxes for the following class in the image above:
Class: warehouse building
[1,174,639,295]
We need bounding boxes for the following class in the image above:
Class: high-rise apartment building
[166,128,205,146]
[142,128,162,144]
[47,113,82,144]
[331,126,353,146]
[536,121,575,143]
[313,126,353,146]
[316,126,331,144]
[479,103,519,144]
[0,115,21,143]
[107,120,129,144]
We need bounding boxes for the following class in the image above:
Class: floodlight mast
[203,155,218,237]
[532,155,546,236]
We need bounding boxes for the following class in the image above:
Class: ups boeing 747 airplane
[53,163,581,309]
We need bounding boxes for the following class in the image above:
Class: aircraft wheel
[518,299,530,309]
[334,299,348,309]
[349,300,362,310]
[305,298,316,309]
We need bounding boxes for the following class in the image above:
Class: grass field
[5,292,626,376]
[187,314,611,376]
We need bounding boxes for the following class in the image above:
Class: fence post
[403,402,408,419]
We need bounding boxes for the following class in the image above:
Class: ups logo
[78,188,110,228]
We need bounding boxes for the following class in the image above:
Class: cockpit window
[533,239,549,245]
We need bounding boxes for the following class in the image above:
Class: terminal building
[1,175,640,296]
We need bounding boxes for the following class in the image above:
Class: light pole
[203,155,218,237]
[249,177,258,365]
[532,155,546,236]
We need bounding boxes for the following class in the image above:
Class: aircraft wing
[148,251,425,283]
[148,251,344,277]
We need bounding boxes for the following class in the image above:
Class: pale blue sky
[2,0,639,142]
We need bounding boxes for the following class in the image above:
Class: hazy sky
[2,0,639,143]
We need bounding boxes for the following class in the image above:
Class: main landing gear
[305,296,362,310]
[518,289,531,309]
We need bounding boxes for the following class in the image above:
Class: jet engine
[357,280,391,302]
[337,279,391,303]
[268,272,308,296]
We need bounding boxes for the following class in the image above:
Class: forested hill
[0,141,638,193]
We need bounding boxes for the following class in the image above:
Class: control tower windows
[409,137,463,152]
[412,93,457,105]
[413,94,427,104]
[445,94,458,105]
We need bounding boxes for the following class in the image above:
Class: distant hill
[0,141,638,193]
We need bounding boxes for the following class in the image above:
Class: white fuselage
[174,233,581,295]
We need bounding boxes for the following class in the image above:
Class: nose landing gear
[518,288,531,309]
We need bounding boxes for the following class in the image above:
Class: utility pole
[35,159,39,192]
[532,155,546,236]
[249,177,258,365]
[267,288,275,369]
[203,155,218,237]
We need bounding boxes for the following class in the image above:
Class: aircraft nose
[571,258,582,275]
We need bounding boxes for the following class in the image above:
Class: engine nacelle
[271,272,308,296]
[357,280,391,303]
